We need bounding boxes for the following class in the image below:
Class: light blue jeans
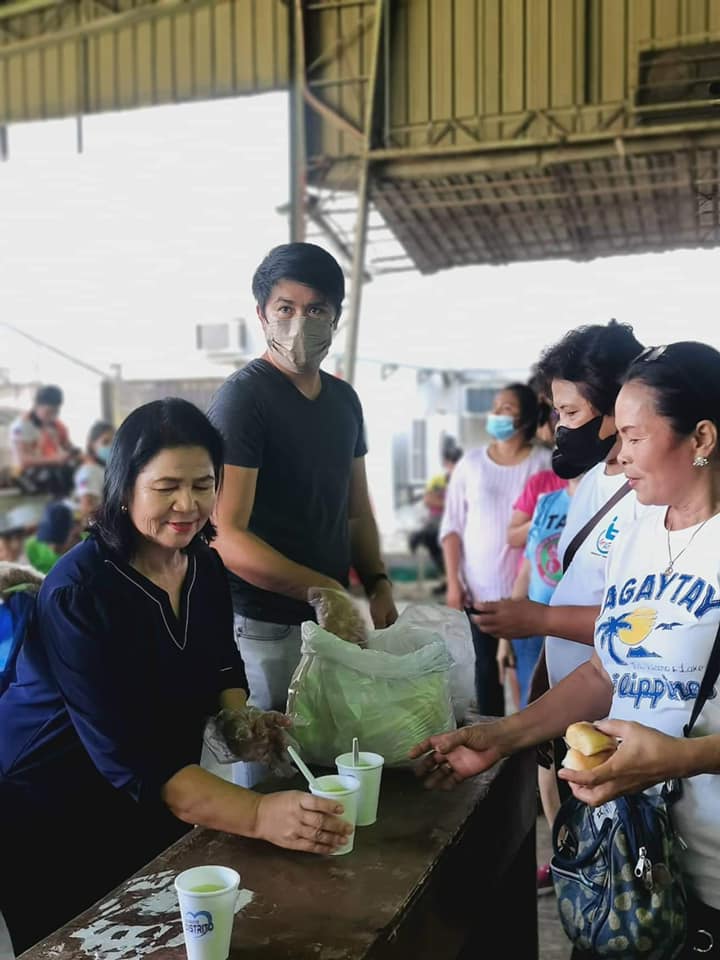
[231,615,302,788]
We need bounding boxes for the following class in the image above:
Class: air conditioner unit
[462,384,495,417]
[196,320,249,358]
[636,41,720,125]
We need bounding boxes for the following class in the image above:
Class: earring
[693,456,710,468]
[121,504,128,512]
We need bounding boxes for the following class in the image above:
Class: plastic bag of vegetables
[286,617,456,767]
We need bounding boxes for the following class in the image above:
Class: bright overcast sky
[2,90,720,432]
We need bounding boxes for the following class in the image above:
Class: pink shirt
[513,469,567,519]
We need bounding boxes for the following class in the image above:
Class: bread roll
[565,721,617,757]
[562,747,616,771]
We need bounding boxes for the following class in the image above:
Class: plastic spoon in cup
[352,737,360,767]
[287,744,317,789]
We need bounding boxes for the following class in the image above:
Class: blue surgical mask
[96,445,112,465]
[486,413,516,441]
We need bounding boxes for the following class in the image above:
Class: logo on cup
[184,910,215,939]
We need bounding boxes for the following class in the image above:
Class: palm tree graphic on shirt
[596,608,658,665]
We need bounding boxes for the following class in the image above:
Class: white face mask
[264,315,334,374]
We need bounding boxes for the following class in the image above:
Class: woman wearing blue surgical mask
[73,420,115,526]
[441,383,551,716]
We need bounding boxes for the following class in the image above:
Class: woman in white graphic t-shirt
[412,340,720,956]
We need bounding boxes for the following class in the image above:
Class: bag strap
[684,618,720,736]
[562,480,632,574]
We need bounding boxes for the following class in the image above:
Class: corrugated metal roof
[0,0,289,120]
[371,137,720,270]
[2,0,720,273]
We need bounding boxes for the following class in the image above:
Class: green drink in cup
[335,752,384,826]
[309,774,361,854]
[174,865,240,960]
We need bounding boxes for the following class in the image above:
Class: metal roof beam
[0,0,62,22]
[0,0,214,57]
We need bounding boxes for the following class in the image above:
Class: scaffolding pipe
[289,0,307,243]
[343,0,384,386]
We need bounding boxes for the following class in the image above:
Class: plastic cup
[309,774,360,855]
[335,751,384,826]
[174,865,240,960]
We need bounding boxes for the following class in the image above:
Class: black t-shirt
[207,358,368,624]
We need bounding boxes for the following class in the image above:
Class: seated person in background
[24,501,76,574]
[74,419,115,526]
[0,397,351,955]
[0,510,28,564]
[9,385,80,496]
[408,442,463,590]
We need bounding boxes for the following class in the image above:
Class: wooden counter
[21,749,538,960]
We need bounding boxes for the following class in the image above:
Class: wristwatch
[364,572,393,595]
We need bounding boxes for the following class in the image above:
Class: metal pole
[0,126,7,161]
[343,167,370,386]
[289,0,307,243]
[0,322,110,378]
[343,0,385,385]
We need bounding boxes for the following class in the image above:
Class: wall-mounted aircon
[462,384,495,417]
[196,319,248,354]
[636,42,720,125]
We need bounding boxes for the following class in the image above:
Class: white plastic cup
[309,774,360,855]
[335,751,384,826]
[174,865,240,960]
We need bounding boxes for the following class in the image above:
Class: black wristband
[363,572,392,595]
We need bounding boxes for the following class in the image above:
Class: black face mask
[551,415,616,480]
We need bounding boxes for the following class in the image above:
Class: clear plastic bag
[286,618,456,767]
[203,706,295,777]
[373,605,475,723]
[307,586,368,646]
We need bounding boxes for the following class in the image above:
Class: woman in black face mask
[471,321,646,692]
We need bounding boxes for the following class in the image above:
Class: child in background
[498,474,581,892]
[0,513,27,565]
[25,502,75,575]
[73,420,115,527]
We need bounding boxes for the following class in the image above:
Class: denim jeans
[230,615,302,788]
[467,617,504,717]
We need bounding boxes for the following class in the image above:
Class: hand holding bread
[562,721,618,771]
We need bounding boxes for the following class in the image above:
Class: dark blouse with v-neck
[0,534,247,830]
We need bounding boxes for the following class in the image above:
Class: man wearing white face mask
[208,243,396,786]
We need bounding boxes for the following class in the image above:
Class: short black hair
[92,398,224,558]
[441,436,463,464]
[623,341,720,440]
[537,320,644,415]
[86,420,114,455]
[252,242,345,317]
[502,381,540,443]
[35,385,63,407]
[527,365,552,426]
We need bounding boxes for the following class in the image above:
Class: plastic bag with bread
[562,721,618,771]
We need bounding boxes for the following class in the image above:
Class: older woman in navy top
[0,398,350,953]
